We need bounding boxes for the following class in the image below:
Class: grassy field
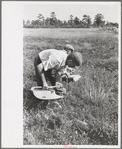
[23,28,118,145]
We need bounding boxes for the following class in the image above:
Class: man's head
[64,44,75,53]
[66,52,83,68]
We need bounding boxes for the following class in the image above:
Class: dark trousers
[34,55,55,86]
[34,55,56,108]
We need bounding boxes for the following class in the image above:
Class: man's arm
[36,63,48,87]
[55,71,62,83]
[54,65,64,88]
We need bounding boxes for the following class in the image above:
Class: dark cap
[64,44,75,51]
[67,52,83,66]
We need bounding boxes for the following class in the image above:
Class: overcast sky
[23,2,120,24]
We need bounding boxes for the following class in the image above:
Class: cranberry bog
[23,28,119,145]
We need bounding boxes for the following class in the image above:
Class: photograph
[2,1,121,148]
[23,1,120,147]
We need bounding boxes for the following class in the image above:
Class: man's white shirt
[39,49,68,71]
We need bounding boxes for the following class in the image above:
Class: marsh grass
[23,28,118,145]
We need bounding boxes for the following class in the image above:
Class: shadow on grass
[23,88,48,111]
[88,127,118,145]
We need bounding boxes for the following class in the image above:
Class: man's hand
[43,83,49,89]
[37,63,48,89]
[55,82,63,89]
[55,82,66,95]
[62,66,75,77]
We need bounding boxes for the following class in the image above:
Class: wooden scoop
[31,86,64,100]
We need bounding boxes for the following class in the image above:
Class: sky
[23,1,121,24]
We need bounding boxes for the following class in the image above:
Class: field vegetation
[23,28,118,145]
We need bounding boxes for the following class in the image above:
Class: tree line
[23,12,118,28]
